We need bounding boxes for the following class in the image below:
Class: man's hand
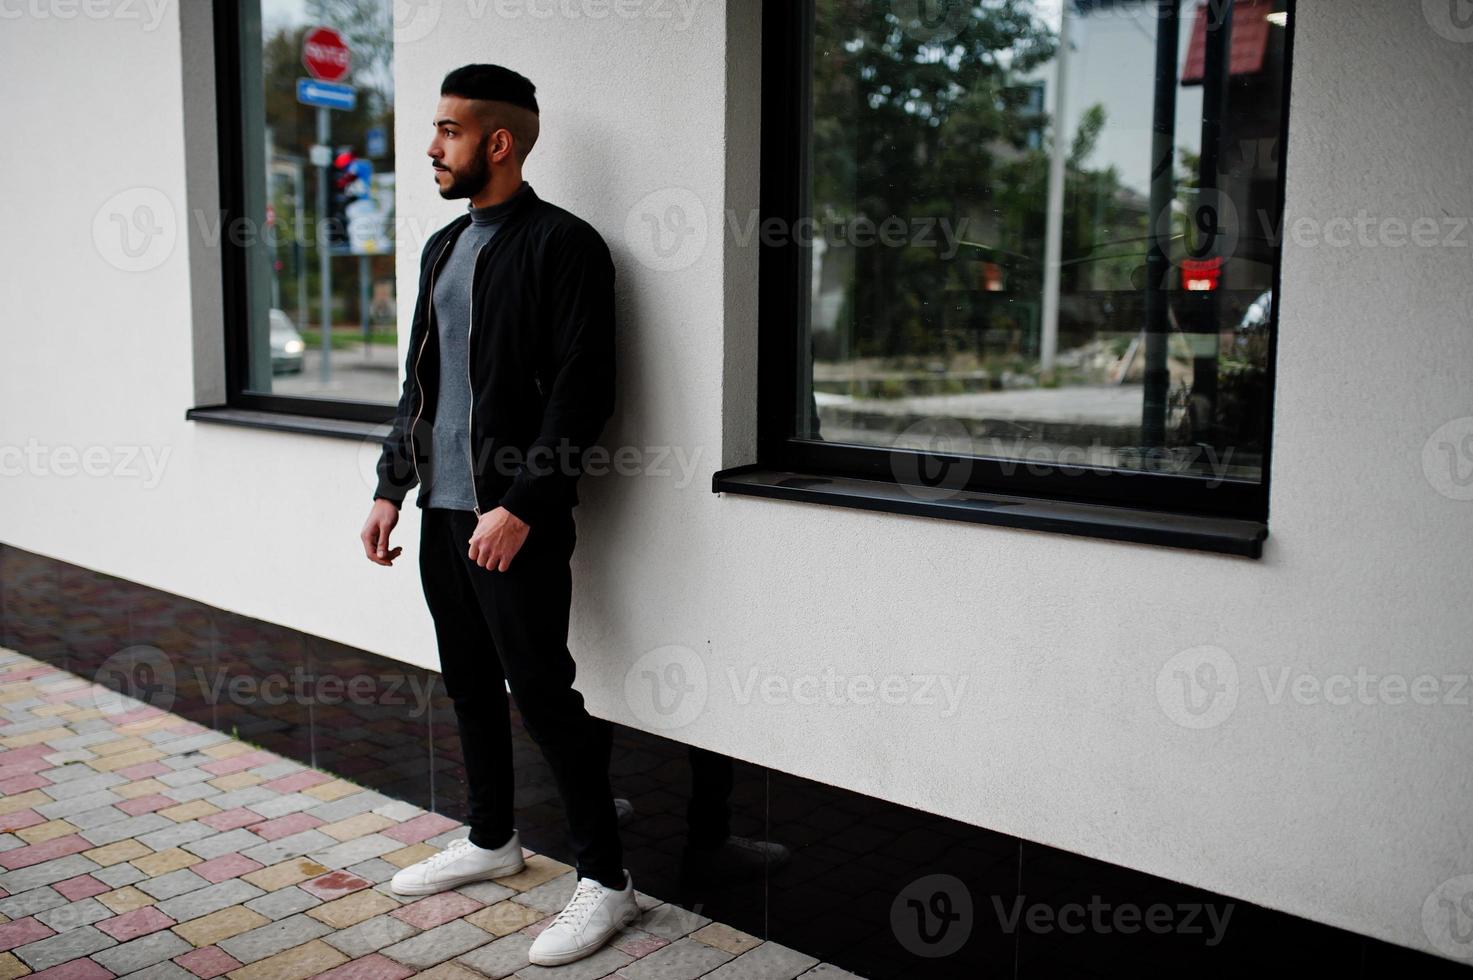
[468,506,530,572]
[361,499,403,566]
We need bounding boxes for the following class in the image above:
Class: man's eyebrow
[432,118,463,128]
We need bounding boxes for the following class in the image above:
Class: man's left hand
[468,506,530,572]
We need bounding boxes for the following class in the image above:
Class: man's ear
[493,131,514,163]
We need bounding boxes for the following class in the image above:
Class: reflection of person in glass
[359,64,634,968]
[614,746,791,882]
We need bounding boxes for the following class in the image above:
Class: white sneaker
[527,869,639,966]
[389,830,525,896]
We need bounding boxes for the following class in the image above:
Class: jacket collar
[443,180,540,239]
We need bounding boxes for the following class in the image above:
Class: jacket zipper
[467,240,487,518]
[409,235,456,494]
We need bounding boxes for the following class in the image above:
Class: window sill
[185,406,389,444]
[711,464,1268,558]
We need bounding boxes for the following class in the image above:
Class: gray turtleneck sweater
[423,181,529,510]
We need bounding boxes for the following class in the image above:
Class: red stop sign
[302,26,350,82]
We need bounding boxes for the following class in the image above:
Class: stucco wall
[1,0,1470,960]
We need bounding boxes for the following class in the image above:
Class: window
[738,0,1293,546]
[213,0,399,423]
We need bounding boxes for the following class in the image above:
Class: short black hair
[440,64,538,115]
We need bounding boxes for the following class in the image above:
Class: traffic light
[326,150,375,253]
[326,150,354,251]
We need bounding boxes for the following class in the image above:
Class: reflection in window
[234,0,398,404]
[803,0,1288,485]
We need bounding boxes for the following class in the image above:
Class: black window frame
[206,0,395,428]
[734,0,1296,535]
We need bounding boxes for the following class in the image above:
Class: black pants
[418,506,623,888]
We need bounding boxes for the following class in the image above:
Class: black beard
[438,134,491,200]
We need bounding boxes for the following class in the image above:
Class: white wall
[2,0,1470,961]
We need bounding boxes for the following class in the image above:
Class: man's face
[427,96,491,200]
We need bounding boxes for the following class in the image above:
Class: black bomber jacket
[372,182,616,526]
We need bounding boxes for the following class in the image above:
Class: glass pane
[804,0,1288,484]
[236,0,398,403]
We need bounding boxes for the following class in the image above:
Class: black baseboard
[2,542,1464,978]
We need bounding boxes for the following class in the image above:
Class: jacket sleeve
[372,233,439,505]
[497,223,616,526]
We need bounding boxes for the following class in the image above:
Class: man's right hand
[361,499,404,566]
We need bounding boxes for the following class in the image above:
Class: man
[359,63,634,967]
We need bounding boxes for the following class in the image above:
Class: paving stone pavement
[0,648,860,979]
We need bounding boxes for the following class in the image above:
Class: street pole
[1040,0,1071,381]
[360,253,371,354]
[316,104,332,385]
[294,159,307,333]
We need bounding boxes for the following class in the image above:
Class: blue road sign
[296,78,356,111]
[366,127,386,158]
